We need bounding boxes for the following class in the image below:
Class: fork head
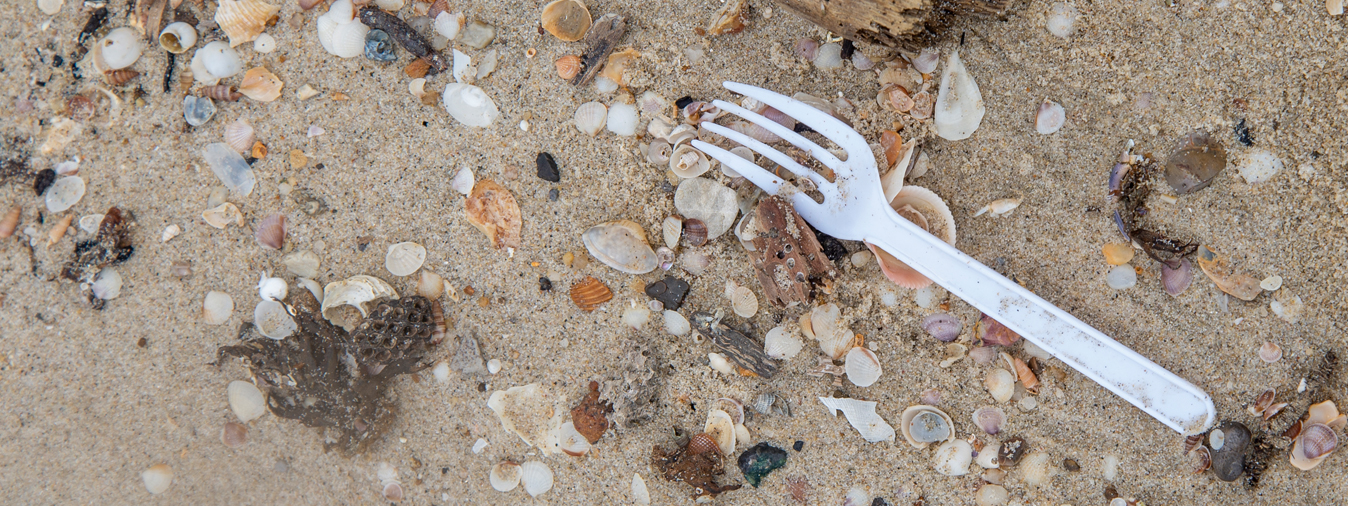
[690,81,890,242]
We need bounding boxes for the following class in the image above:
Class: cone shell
[490,461,521,491]
[224,119,256,153]
[519,460,554,497]
[254,213,286,249]
[540,0,592,42]
[555,55,582,80]
[0,206,20,239]
[899,405,953,448]
[871,186,957,289]
[239,66,284,102]
[570,276,612,312]
[844,347,882,387]
[104,69,140,86]
[216,0,280,47]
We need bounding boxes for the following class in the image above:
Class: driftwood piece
[770,0,1012,48]
[570,13,627,86]
[751,196,835,308]
[693,313,778,379]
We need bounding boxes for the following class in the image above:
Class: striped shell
[683,218,708,246]
[573,102,607,136]
[254,213,286,249]
[490,461,521,491]
[519,460,553,497]
[105,69,140,86]
[224,119,255,153]
[661,215,682,249]
[200,85,243,102]
[687,432,720,455]
[921,313,961,342]
[1259,341,1282,363]
[555,55,582,80]
[1299,423,1338,460]
[215,0,280,47]
[844,347,882,387]
[972,406,1006,434]
[570,276,612,312]
[731,285,758,317]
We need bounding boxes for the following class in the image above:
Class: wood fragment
[750,196,835,308]
[693,313,777,379]
[570,13,627,86]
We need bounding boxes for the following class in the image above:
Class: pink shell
[254,213,286,250]
[1300,423,1338,460]
[972,407,1006,435]
[868,242,932,289]
[793,39,819,60]
[969,346,998,365]
[921,313,961,342]
[920,388,941,405]
[1161,259,1193,296]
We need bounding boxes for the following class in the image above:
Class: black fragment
[644,276,690,310]
[536,152,561,182]
[809,225,847,262]
[539,277,553,291]
[77,7,109,46]
[675,96,694,109]
[33,169,56,196]
[357,7,448,73]
[793,122,815,134]
[792,440,804,451]
[52,55,63,68]
[840,39,856,60]
[871,499,890,506]
[1234,119,1254,146]
[162,52,176,93]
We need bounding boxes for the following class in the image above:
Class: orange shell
[1012,356,1038,393]
[0,206,20,239]
[105,69,140,86]
[687,433,721,455]
[555,55,582,80]
[570,276,612,312]
[464,179,522,250]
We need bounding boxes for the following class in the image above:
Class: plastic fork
[692,81,1216,435]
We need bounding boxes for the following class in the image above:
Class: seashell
[606,102,638,136]
[221,421,249,448]
[819,397,895,443]
[434,11,465,40]
[1332,0,1345,15]
[974,198,1022,217]
[813,42,843,69]
[320,275,397,331]
[381,482,403,502]
[683,218,709,246]
[667,124,698,146]
[91,268,122,300]
[224,119,255,153]
[708,352,735,374]
[239,67,284,102]
[681,250,711,275]
[934,50,985,141]
[366,29,399,63]
[1298,423,1338,460]
[975,484,1008,506]
[541,0,592,42]
[556,420,592,456]
[48,214,74,245]
[1258,341,1282,363]
[932,439,973,476]
[519,460,554,497]
[728,120,782,144]
[254,213,286,250]
[227,380,266,422]
[687,432,721,455]
[570,276,612,311]
[1158,258,1193,296]
[731,285,758,317]
[464,179,521,249]
[159,22,198,54]
[195,42,244,81]
[870,186,956,289]
[200,85,242,102]
[451,49,474,83]
[160,224,182,243]
[1020,452,1054,486]
[573,101,607,136]
[42,176,85,213]
[104,69,140,86]
[1035,100,1065,135]
[977,313,1022,346]
[203,203,243,229]
[254,300,296,340]
[141,464,174,495]
[38,0,63,15]
[257,275,287,302]
[378,241,427,277]
[253,33,277,53]
[973,406,1006,435]
[670,145,711,178]
[1165,130,1227,194]
[763,326,802,360]
[921,313,961,342]
[647,140,673,165]
[216,0,280,47]
[98,27,144,71]
[327,19,372,59]
[448,166,476,196]
[620,306,651,329]
[1196,246,1262,301]
[1189,446,1212,473]
[985,368,1015,403]
[844,347,883,387]
[582,220,658,274]
[183,95,218,127]
[203,291,235,325]
[920,388,942,406]
[969,345,997,365]
[298,278,324,302]
[660,215,682,249]
[977,441,1002,468]
[1012,355,1038,393]
[899,405,954,448]
[555,55,582,80]
[1047,2,1079,37]
[1106,264,1136,289]
[913,47,940,73]
[490,461,521,492]
[442,83,499,127]
[704,409,737,455]
[663,310,691,335]
[631,473,650,505]
[0,206,19,239]
[793,38,819,60]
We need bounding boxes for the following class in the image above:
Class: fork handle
[866,208,1216,434]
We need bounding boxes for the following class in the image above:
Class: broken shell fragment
[464,179,522,249]
[872,186,956,289]
[239,66,284,102]
[442,84,500,127]
[216,0,281,47]
[203,203,244,229]
[974,198,1021,217]
[570,276,613,311]
[977,313,1021,346]
[582,220,658,274]
[933,439,973,476]
[1290,401,1345,470]
[763,326,802,359]
[705,409,737,455]
[985,368,1015,403]
[844,347,882,387]
[1196,245,1262,301]
[253,300,297,340]
[490,461,521,492]
[674,177,739,241]
[933,50,984,141]
[819,397,895,443]
[320,275,397,331]
[44,176,85,213]
[540,0,592,42]
[487,384,562,448]
[900,405,954,448]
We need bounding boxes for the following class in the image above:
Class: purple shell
[973,407,1006,435]
[793,38,819,61]
[1301,423,1338,460]
[969,346,998,365]
[921,313,961,342]
[1161,259,1193,296]
[1108,162,1130,201]
[920,388,941,405]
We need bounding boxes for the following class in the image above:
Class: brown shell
[751,196,835,307]
[570,276,612,312]
[1252,388,1275,414]
[254,213,286,250]
[427,0,449,19]
[430,299,446,345]
[1188,446,1211,473]
[570,381,612,444]
[977,313,1022,346]
[684,218,709,246]
[200,85,243,102]
[48,214,74,245]
[105,69,140,86]
[464,179,522,250]
[706,0,747,36]
[1300,423,1338,460]
[221,421,248,448]
[404,58,430,78]
[299,0,323,10]
[0,206,20,239]
[250,141,268,159]
[1182,434,1202,454]
[555,55,582,80]
[687,433,721,456]
[540,0,593,42]
[1012,356,1038,394]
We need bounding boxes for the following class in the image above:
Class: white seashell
[91,268,122,300]
[670,145,711,178]
[253,33,277,53]
[899,405,954,448]
[203,291,235,325]
[663,310,691,336]
[196,42,244,80]
[818,397,896,443]
[384,242,427,277]
[490,461,521,492]
[556,421,592,456]
[298,278,323,302]
[763,326,803,359]
[227,380,266,422]
[471,438,489,454]
[442,83,500,127]
[1332,0,1345,15]
[647,117,674,139]
[215,0,280,47]
[648,140,673,165]
[606,102,639,136]
[977,441,1002,468]
[621,306,651,329]
[1237,149,1283,184]
[1035,100,1065,134]
[932,439,973,476]
[141,464,174,495]
[639,91,670,116]
[54,158,80,176]
[432,361,451,382]
[190,49,220,84]
[662,216,682,249]
[44,176,85,212]
[282,250,320,278]
[704,409,737,455]
[985,368,1015,403]
[487,384,563,448]
[374,0,404,9]
[974,198,1021,217]
[582,220,658,274]
[593,76,619,93]
[224,119,255,153]
[435,11,466,39]
[159,22,198,54]
[934,50,985,141]
[631,473,650,505]
[669,125,699,147]
[574,101,608,136]
[681,250,711,275]
[673,177,739,240]
[975,484,1009,506]
[320,275,397,330]
[913,47,940,73]
[452,49,475,84]
[78,214,104,234]
[257,275,287,301]
[331,20,372,58]
[1020,452,1054,486]
[519,461,553,497]
[731,286,758,317]
[813,42,843,69]
[254,300,296,340]
[450,166,475,195]
[735,423,751,447]
[844,347,883,387]
[98,27,144,70]
[408,78,427,98]
[416,270,444,298]
[38,0,64,15]
[487,358,502,374]
[708,352,735,375]
[1046,3,1080,38]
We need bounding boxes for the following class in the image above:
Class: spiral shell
[574,101,607,136]
[555,55,582,80]
[670,145,711,178]
[683,218,708,246]
[0,206,20,239]
[254,213,286,249]
[844,347,883,387]
[570,276,612,312]
[104,69,140,86]
[215,0,281,47]
[159,22,198,54]
[224,119,256,153]
[200,85,243,102]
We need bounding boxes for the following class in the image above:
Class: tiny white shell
[574,101,607,136]
[203,291,235,325]
[79,214,104,234]
[975,484,1009,506]
[844,347,883,387]
[91,268,122,300]
[631,473,650,505]
[227,380,266,422]
[254,300,297,340]
[38,0,64,15]
[519,461,553,497]
[670,145,711,178]
[557,421,592,456]
[385,242,427,277]
[621,306,651,329]
[141,464,174,495]
[442,83,500,127]
[985,368,1015,403]
[298,278,324,302]
[45,176,85,212]
[471,438,489,454]
[1035,100,1065,135]
[161,224,181,243]
[435,11,465,39]
[257,275,288,301]
[487,358,502,374]
[450,166,475,195]
[416,270,444,298]
[662,216,682,249]
[253,33,277,53]
[708,352,735,375]
[704,409,737,455]
[99,27,145,70]
[159,22,198,54]
[195,41,244,80]
[731,285,758,317]
[663,310,691,336]
[452,49,474,84]
[490,461,521,492]
[606,102,639,136]
[932,439,973,476]
[977,441,1002,468]
[763,326,803,359]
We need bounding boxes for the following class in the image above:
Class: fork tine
[710,100,844,170]
[722,81,872,160]
[698,122,833,189]
[693,140,823,217]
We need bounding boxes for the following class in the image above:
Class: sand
[2,0,1346,503]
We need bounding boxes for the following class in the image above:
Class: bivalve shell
[253,300,296,340]
[673,177,739,240]
[216,0,281,47]
[661,216,682,249]
[933,50,984,141]
[224,119,256,153]
[541,0,592,42]
[227,380,266,422]
[973,406,1006,434]
[556,421,592,456]
[239,66,284,102]
[556,55,582,80]
[519,460,554,497]
[44,176,85,212]
[141,464,174,495]
[731,285,758,317]
[921,313,961,342]
[1020,452,1054,486]
[385,242,427,276]
[159,22,199,54]
[464,179,521,249]
[320,275,397,331]
[932,439,973,476]
[763,326,803,360]
[899,405,953,448]
[670,145,711,178]
[203,291,235,324]
[254,213,286,250]
[570,276,613,311]
[985,368,1015,403]
[663,310,691,336]
[582,220,658,274]
[871,186,956,289]
[607,102,638,136]
[442,84,500,127]
[490,461,521,492]
[574,101,607,136]
[203,203,243,229]
[705,409,737,455]
[844,347,883,387]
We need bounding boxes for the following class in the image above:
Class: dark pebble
[1063,458,1080,472]
[792,440,804,451]
[810,225,848,262]
[998,436,1027,466]
[364,29,398,62]
[1233,119,1254,146]
[33,168,56,196]
[675,96,694,109]
[52,55,63,67]
[870,499,890,506]
[793,122,815,134]
[840,39,856,60]
[536,152,561,182]
[1209,421,1251,482]
[736,442,788,487]
[644,276,690,311]
[548,188,559,201]
[539,277,552,291]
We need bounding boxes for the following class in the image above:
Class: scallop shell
[1259,341,1283,363]
[763,326,803,359]
[574,101,607,136]
[254,300,296,340]
[683,218,708,246]
[1035,100,1065,135]
[819,397,896,443]
[555,54,582,80]
[582,220,658,274]
[570,276,612,312]
[320,275,397,331]
[670,145,711,178]
[159,22,198,54]
[704,409,737,455]
[385,242,427,276]
[661,216,682,249]
[972,406,1006,434]
[519,460,554,497]
[731,285,758,317]
[216,0,281,47]
[490,461,521,492]
[933,439,973,476]
[540,0,592,42]
[254,213,286,250]
[899,405,954,448]
[203,203,243,229]
[239,66,284,102]
[921,313,961,342]
[331,19,372,58]
[224,119,256,153]
[98,27,144,71]
[985,368,1015,403]
[1019,452,1054,486]
[870,186,956,289]
[434,11,465,39]
[464,179,521,249]
[203,291,234,325]
[556,421,592,456]
[844,347,883,387]
[141,464,174,495]
[648,140,673,165]
[1161,258,1193,296]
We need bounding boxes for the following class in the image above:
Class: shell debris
[570,276,613,312]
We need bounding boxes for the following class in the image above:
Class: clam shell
[160,22,198,54]
[921,313,961,342]
[99,27,144,71]
[661,216,682,249]
[381,482,403,502]
[442,83,500,126]
[933,50,985,141]
[607,102,638,136]
[1020,452,1054,486]
[975,484,1008,506]
[574,101,607,136]
[555,54,582,80]
[216,0,280,47]
[663,310,690,336]
[464,179,521,248]
[1035,100,1065,135]
[670,145,711,178]
[221,421,248,448]
[227,380,266,422]
[556,421,592,456]
[203,291,235,325]
[1161,258,1193,296]
[763,326,803,359]
[933,439,973,476]
[570,276,612,311]
[44,176,85,213]
[985,368,1015,403]
[224,119,256,153]
[972,406,1006,434]
[434,11,465,39]
[1298,423,1338,460]
[705,409,737,455]
[320,275,397,330]
[977,441,1002,468]
[239,66,284,102]
[683,218,708,246]
[282,250,320,278]
[540,0,592,42]
[253,300,296,340]
[680,250,711,275]
[844,347,883,387]
[385,242,427,276]
[141,464,174,495]
[519,460,553,497]
[489,461,521,491]
[899,405,953,448]
[582,220,658,274]
[254,213,286,250]
[1259,341,1282,363]
[731,285,758,317]
[91,268,122,300]
[688,432,721,455]
[819,397,895,443]
[203,203,243,229]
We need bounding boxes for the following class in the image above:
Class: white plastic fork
[692,81,1216,435]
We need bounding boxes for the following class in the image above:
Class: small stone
[1209,421,1250,482]
[644,276,690,310]
[364,29,398,62]
[1101,243,1134,265]
[793,440,804,451]
[33,169,56,196]
[1105,265,1136,289]
[736,442,789,487]
[548,188,559,201]
[1259,275,1282,291]
[289,149,308,169]
[539,277,553,291]
[1063,458,1080,472]
[184,95,217,126]
[459,21,496,49]
[536,152,561,182]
